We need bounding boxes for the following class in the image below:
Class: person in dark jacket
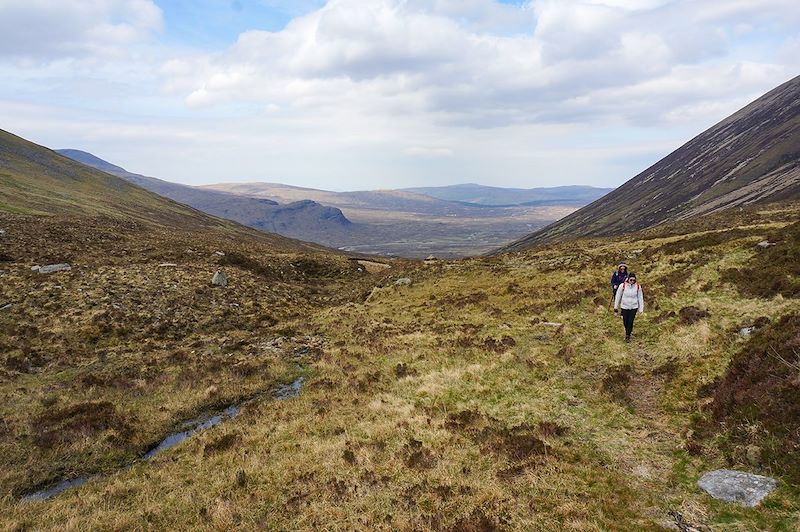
[610,262,628,303]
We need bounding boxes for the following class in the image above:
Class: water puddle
[21,377,304,503]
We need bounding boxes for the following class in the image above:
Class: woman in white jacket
[614,272,644,342]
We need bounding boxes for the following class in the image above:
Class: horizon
[2,1,799,190]
[55,146,616,193]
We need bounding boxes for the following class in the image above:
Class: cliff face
[500,75,800,252]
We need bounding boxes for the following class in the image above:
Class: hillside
[3,192,799,529]
[404,183,613,207]
[57,150,353,241]
[501,75,800,251]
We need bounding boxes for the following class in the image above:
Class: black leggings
[621,309,637,337]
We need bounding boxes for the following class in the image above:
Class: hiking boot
[625,335,631,343]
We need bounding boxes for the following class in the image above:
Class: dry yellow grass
[2,204,800,530]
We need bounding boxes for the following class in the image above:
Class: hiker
[614,272,644,342]
[610,262,628,303]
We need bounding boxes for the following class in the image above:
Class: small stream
[21,377,304,503]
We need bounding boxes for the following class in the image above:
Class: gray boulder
[212,270,228,287]
[38,263,71,274]
[394,277,412,286]
[697,469,777,507]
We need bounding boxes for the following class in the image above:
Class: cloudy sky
[1,0,798,190]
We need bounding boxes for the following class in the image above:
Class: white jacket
[614,281,644,312]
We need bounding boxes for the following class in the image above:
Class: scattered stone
[394,277,412,286]
[697,469,777,507]
[756,241,776,248]
[159,263,177,268]
[739,326,756,337]
[0,229,5,234]
[211,270,228,287]
[0,303,12,311]
[38,263,71,274]
[541,321,563,327]
[214,251,225,256]
[424,255,438,264]
[31,265,40,272]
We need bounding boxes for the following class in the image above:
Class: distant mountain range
[201,182,611,212]
[501,74,800,251]
[403,183,612,207]
[50,156,601,258]
[57,150,353,241]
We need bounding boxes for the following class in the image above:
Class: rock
[697,469,777,507]
[0,303,11,311]
[212,270,228,287]
[31,265,40,272]
[204,385,219,399]
[424,255,438,264]
[159,263,177,268]
[541,322,563,327]
[739,326,756,337]
[394,277,412,286]
[38,263,71,274]
[214,251,225,256]
[756,241,776,248]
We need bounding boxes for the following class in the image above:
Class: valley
[2,198,799,529]
[1,75,800,531]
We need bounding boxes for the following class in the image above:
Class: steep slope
[501,75,800,251]
[0,130,218,229]
[404,183,613,206]
[57,150,352,240]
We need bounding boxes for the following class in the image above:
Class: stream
[21,377,304,503]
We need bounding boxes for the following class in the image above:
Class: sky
[0,0,798,191]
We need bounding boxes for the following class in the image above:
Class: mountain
[403,183,613,206]
[500,75,800,251]
[199,181,584,257]
[201,182,482,215]
[56,150,352,241]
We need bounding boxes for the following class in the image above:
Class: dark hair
[628,272,637,279]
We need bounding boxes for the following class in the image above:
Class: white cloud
[0,0,162,60]
[1,0,798,190]
[159,0,798,130]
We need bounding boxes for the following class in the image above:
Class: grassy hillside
[502,75,800,251]
[0,130,334,255]
[3,200,799,529]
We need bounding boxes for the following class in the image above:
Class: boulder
[697,469,777,507]
[756,241,776,248]
[38,263,71,274]
[159,263,177,268]
[394,277,412,286]
[212,270,228,287]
